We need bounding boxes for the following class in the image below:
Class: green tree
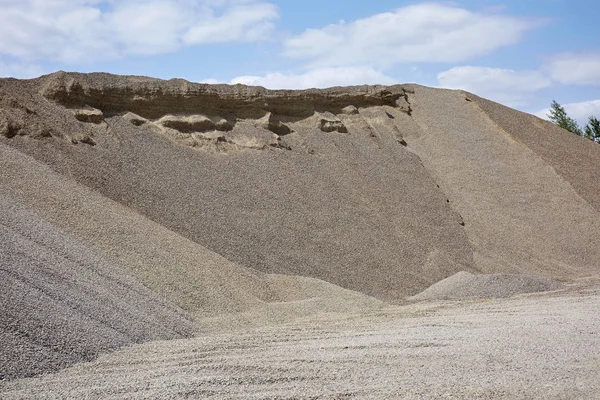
[584,116,600,142]
[547,100,582,136]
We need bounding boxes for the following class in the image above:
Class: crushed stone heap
[1,71,599,380]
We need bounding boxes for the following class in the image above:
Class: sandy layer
[2,280,598,399]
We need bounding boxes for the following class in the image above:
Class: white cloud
[545,53,600,86]
[106,1,191,56]
[535,100,600,127]
[198,78,221,84]
[0,60,47,79]
[283,3,543,68]
[230,67,397,89]
[0,0,279,63]
[437,66,552,107]
[184,2,279,44]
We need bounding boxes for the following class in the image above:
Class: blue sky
[1,0,599,125]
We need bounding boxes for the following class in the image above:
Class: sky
[1,0,599,125]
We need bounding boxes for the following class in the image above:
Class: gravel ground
[2,280,599,399]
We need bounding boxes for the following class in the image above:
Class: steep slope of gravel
[471,93,600,212]
[0,73,476,302]
[0,144,197,380]
[401,85,600,276]
[1,72,599,382]
[0,143,381,380]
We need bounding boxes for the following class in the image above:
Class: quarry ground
[2,278,599,400]
[4,74,600,387]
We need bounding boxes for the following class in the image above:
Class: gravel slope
[471,93,600,212]
[401,85,600,276]
[1,73,599,383]
[0,143,381,379]
[1,73,476,302]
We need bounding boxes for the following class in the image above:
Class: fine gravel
[408,271,564,301]
[403,85,600,277]
[1,72,600,383]
[0,142,381,380]
[2,281,599,399]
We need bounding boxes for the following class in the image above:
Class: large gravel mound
[0,143,381,379]
[1,72,599,380]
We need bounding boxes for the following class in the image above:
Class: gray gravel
[2,281,599,399]
[1,72,599,383]
[408,271,564,301]
[0,142,380,380]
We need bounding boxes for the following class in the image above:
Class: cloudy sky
[1,0,599,124]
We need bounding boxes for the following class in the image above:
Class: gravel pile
[0,73,475,303]
[1,72,599,381]
[0,143,381,380]
[408,271,564,301]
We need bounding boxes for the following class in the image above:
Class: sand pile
[408,271,564,301]
[1,72,599,380]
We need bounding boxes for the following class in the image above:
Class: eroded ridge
[1,72,414,152]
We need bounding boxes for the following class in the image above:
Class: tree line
[548,101,600,142]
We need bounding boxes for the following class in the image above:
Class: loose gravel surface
[2,73,600,390]
[2,280,598,399]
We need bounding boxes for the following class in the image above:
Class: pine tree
[584,116,600,142]
[547,100,582,136]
